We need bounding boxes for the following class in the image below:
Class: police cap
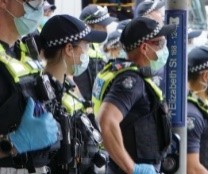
[40,14,107,49]
[188,46,208,73]
[188,29,202,40]
[80,4,115,26]
[116,19,132,32]
[134,0,165,18]
[104,31,121,49]
[120,17,176,52]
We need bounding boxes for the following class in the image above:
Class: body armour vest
[62,92,84,116]
[92,60,171,164]
[0,44,42,134]
[47,75,103,173]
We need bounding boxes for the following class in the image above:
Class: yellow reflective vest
[62,91,84,116]
[0,44,39,82]
[92,61,163,116]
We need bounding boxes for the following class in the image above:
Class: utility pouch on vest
[68,111,104,172]
[53,106,72,165]
[35,74,56,102]
[143,79,171,153]
[156,101,172,152]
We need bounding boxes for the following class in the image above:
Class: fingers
[38,112,59,140]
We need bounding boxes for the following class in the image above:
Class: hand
[9,98,58,153]
[133,164,156,174]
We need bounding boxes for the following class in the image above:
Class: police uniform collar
[188,91,208,114]
[0,40,10,52]
[0,40,19,59]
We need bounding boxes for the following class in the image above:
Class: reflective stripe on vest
[88,43,104,59]
[19,42,42,73]
[92,62,163,116]
[188,94,208,114]
[62,92,84,115]
[0,44,31,83]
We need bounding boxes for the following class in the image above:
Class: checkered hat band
[107,38,120,48]
[85,13,110,24]
[144,0,159,16]
[46,26,91,48]
[123,24,162,52]
[189,61,208,73]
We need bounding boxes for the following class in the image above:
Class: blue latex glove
[9,97,58,154]
[133,164,157,174]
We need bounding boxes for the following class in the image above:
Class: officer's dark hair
[35,34,80,60]
[188,46,208,82]
[43,42,81,60]
[188,71,200,82]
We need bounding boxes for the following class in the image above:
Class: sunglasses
[147,39,167,49]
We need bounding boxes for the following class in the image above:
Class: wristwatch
[0,135,15,157]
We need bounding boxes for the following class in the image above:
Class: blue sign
[165,10,187,127]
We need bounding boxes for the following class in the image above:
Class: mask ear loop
[60,48,67,70]
[71,50,77,75]
[143,43,152,63]
[68,49,77,116]
[4,7,16,18]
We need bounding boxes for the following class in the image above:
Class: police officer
[187,46,208,173]
[37,14,107,174]
[187,29,202,53]
[0,0,58,173]
[39,0,56,29]
[39,14,106,87]
[92,17,175,174]
[134,0,165,25]
[74,4,115,101]
[103,31,127,61]
[103,19,131,61]
[134,0,166,91]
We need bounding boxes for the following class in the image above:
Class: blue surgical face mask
[147,45,169,71]
[12,0,44,36]
[73,53,89,76]
[40,16,50,28]
[105,52,111,61]
[118,49,127,59]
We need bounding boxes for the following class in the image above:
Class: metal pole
[165,0,188,174]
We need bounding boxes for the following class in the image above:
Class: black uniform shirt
[187,102,208,168]
[103,70,149,117]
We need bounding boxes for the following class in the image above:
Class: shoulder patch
[92,78,105,100]
[187,117,195,130]
[122,76,135,89]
